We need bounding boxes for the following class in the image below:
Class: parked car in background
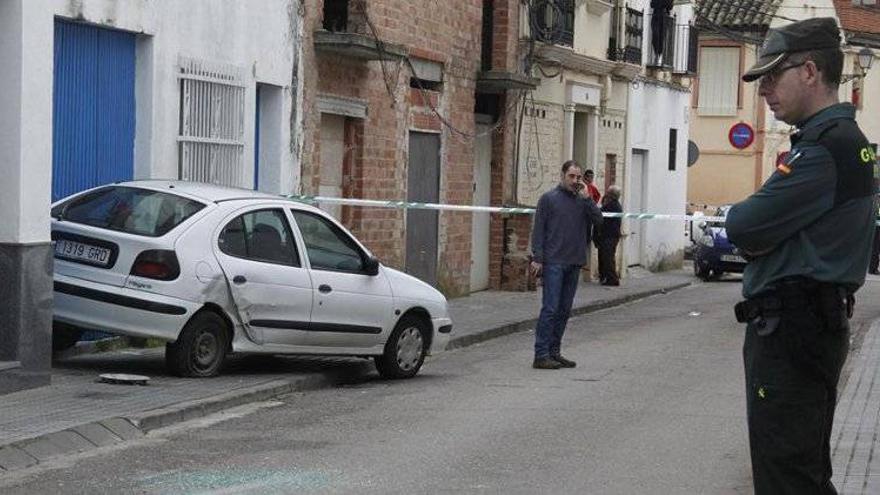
[690,205,747,281]
[51,181,452,378]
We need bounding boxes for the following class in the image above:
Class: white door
[290,209,394,350]
[214,207,313,346]
[626,150,647,267]
[470,124,492,292]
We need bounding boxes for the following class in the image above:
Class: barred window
[178,56,246,187]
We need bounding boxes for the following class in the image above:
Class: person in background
[595,185,622,286]
[530,160,603,370]
[584,169,601,203]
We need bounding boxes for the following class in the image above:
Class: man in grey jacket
[529,160,603,369]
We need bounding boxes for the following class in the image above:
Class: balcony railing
[530,0,575,48]
[672,23,699,75]
[608,7,643,65]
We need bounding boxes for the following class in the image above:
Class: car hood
[382,266,447,304]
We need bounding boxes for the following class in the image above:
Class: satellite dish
[687,140,700,167]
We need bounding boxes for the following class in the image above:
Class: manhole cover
[98,373,150,385]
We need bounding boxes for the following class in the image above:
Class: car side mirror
[364,256,380,276]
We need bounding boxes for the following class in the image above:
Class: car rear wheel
[166,311,229,378]
[52,322,83,352]
[375,315,429,379]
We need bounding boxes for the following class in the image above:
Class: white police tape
[287,195,727,223]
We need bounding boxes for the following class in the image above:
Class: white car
[51,181,452,378]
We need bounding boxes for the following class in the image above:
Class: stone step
[0,363,50,395]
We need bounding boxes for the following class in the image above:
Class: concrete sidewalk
[0,268,693,473]
[833,316,880,494]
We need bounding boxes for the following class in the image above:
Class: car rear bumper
[53,274,198,341]
[430,316,453,353]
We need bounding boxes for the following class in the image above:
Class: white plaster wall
[626,80,690,270]
[41,0,300,192]
[0,1,54,244]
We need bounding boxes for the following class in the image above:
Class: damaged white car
[51,181,452,378]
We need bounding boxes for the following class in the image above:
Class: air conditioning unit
[855,0,877,6]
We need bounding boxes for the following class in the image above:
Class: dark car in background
[691,205,747,281]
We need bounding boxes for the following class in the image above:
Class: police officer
[726,18,875,494]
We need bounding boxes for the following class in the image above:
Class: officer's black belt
[734,276,853,324]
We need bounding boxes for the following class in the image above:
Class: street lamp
[843,46,875,83]
[857,46,874,74]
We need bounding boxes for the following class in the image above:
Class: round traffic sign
[729,122,755,150]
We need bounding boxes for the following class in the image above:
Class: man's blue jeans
[534,263,581,359]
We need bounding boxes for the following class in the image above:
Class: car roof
[115,180,281,202]
[113,180,329,216]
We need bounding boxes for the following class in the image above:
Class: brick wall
[516,101,565,206]
[302,0,483,297]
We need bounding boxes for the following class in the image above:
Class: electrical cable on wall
[361,6,531,141]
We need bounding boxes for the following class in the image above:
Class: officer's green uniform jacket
[726,103,876,298]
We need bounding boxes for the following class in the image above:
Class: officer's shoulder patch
[777,147,810,175]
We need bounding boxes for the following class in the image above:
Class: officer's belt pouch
[734,297,782,336]
[734,297,781,323]
[752,315,781,337]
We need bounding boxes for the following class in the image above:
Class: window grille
[608,7,643,65]
[178,56,246,188]
[531,0,574,47]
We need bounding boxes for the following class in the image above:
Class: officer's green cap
[742,17,841,82]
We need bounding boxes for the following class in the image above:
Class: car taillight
[130,250,180,281]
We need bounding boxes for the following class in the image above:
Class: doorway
[405,132,441,286]
[318,114,346,219]
[626,150,647,267]
[470,123,492,292]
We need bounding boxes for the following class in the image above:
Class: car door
[289,209,393,350]
[214,206,313,346]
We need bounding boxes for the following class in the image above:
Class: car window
[219,209,300,266]
[706,206,730,229]
[291,210,365,273]
[52,186,205,237]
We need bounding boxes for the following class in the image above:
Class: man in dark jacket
[595,185,622,286]
[726,18,874,494]
[530,160,603,369]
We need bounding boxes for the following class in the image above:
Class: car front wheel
[166,311,229,378]
[375,315,429,379]
[693,259,711,281]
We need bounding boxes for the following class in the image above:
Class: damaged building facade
[0,0,302,392]
[301,0,539,296]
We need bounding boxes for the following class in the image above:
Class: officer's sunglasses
[759,61,808,86]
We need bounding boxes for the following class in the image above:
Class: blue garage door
[53,20,136,202]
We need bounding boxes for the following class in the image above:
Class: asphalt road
[4,278,880,494]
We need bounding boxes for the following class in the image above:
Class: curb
[0,363,372,475]
[446,282,693,350]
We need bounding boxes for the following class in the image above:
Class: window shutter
[697,47,739,116]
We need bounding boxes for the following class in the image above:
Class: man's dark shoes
[533,357,563,369]
[552,355,577,368]
[870,268,880,275]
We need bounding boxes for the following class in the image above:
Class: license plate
[721,254,746,263]
[54,239,112,266]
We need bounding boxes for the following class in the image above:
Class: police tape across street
[288,195,729,223]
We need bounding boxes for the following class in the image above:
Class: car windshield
[706,205,731,229]
[51,186,206,237]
